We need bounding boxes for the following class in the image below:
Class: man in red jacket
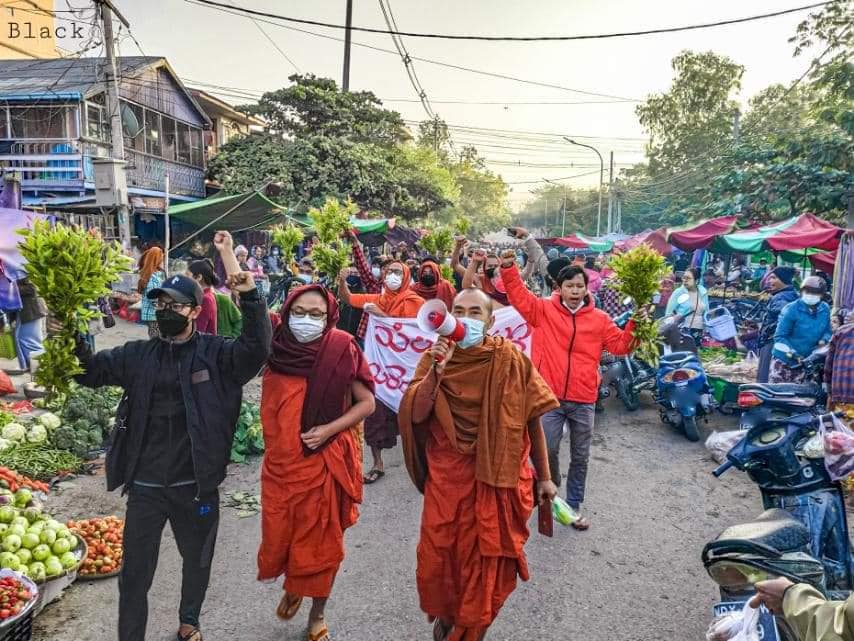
[500,250,637,530]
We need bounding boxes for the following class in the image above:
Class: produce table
[700,348,757,411]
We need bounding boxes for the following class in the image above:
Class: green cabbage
[38,412,61,431]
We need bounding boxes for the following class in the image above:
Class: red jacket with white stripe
[501,265,636,403]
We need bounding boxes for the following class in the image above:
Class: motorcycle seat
[659,351,699,368]
[740,383,820,398]
[709,508,810,555]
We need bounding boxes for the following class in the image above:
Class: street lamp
[564,137,604,237]
[542,178,568,236]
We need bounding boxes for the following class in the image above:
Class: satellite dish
[121,103,142,137]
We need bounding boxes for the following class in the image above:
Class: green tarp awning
[168,192,308,231]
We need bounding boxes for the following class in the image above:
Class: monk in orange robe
[258,284,375,641]
[338,260,425,484]
[399,288,559,641]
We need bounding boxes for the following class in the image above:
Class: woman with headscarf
[137,246,165,338]
[259,285,375,641]
[412,260,456,308]
[757,266,799,382]
[186,259,220,335]
[338,260,424,484]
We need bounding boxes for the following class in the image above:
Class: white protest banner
[363,307,531,412]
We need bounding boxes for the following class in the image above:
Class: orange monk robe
[399,336,559,640]
[256,372,363,597]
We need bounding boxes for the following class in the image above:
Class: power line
[377,0,433,119]
[251,19,301,72]
[183,0,834,42]
[182,0,640,102]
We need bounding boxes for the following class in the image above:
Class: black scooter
[737,345,829,430]
[702,411,854,641]
[599,308,657,411]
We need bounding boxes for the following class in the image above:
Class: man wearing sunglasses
[71,230,272,641]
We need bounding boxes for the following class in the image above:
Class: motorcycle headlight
[707,561,772,590]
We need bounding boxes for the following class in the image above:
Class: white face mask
[288,315,324,343]
[385,273,403,291]
[371,266,382,279]
[297,273,312,284]
[801,293,821,306]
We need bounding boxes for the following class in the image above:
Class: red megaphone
[417,300,466,362]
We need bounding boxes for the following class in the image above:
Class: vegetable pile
[17,221,132,400]
[0,467,49,495]
[49,385,122,457]
[0,492,81,581]
[608,245,669,366]
[0,443,82,481]
[0,574,34,621]
[230,403,264,463]
[68,516,123,577]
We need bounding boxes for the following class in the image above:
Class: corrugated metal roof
[0,56,162,100]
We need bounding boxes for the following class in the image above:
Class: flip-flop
[176,628,202,641]
[277,592,303,620]
[363,469,385,484]
[571,516,591,531]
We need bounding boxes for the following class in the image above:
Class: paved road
[29,320,760,641]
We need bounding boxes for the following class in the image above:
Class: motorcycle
[702,411,854,641]
[600,307,656,411]
[655,350,714,441]
[737,345,829,430]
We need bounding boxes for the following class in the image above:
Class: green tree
[514,185,601,236]
[635,51,744,175]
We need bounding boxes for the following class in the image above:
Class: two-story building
[0,56,212,239]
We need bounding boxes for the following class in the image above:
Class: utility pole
[606,151,614,235]
[564,137,603,237]
[342,0,353,91]
[97,0,132,250]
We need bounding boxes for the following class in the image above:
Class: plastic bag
[0,370,15,396]
[801,432,825,459]
[551,497,579,526]
[821,414,854,480]
[0,261,21,312]
[705,430,744,464]
[706,601,760,641]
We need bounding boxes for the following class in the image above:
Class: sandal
[277,592,303,620]
[571,516,591,531]
[177,628,202,641]
[363,468,385,484]
[308,618,330,641]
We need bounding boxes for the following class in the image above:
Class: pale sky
[66,1,823,204]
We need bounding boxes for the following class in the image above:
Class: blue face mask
[457,317,486,349]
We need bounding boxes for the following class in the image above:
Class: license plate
[713,601,780,641]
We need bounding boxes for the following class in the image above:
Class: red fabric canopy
[809,250,836,273]
[764,213,842,252]
[614,228,672,256]
[553,234,593,249]
[667,215,740,251]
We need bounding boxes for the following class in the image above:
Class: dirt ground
[4,319,762,641]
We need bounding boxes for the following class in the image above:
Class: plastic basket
[704,307,737,342]
[0,570,39,641]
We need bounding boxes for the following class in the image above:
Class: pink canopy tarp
[764,213,842,253]
[667,215,740,251]
[614,228,673,256]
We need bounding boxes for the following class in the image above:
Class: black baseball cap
[147,274,204,307]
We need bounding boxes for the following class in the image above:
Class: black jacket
[75,289,272,495]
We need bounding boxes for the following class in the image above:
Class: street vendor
[770,276,831,384]
[69,230,271,641]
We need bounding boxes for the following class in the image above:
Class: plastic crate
[709,376,740,407]
[0,571,39,641]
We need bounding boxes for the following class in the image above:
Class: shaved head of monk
[452,288,494,329]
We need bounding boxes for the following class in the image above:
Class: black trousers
[118,484,220,641]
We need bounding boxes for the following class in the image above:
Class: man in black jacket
[73,231,271,641]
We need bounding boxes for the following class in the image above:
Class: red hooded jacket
[501,265,636,403]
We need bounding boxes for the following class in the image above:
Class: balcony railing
[125,149,205,198]
[0,139,206,199]
[0,139,85,189]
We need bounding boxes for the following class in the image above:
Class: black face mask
[420,273,436,286]
[484,267,497,279]
[156,309,190,338]
[346,275,361,288]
